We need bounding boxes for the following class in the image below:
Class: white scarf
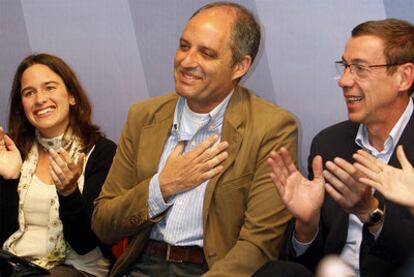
[3,128,85,269]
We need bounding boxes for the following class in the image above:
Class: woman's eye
[22,90,34,97]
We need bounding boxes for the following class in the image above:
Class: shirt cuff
[292,228,319,257]
[148,173,174,218]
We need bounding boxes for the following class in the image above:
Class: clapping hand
[322,157,374,218]
[49,148,85,196]
[354,145,414,212]
[0,126,22,179]
[267,147,325,242]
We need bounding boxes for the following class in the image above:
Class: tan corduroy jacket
[92,86,297,277]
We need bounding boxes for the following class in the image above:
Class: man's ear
[398,62,414,92]
[231,55,252,81]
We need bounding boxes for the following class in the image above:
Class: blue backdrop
[1,0,413,172]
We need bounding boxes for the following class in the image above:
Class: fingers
[171,141,185,156]
[196,142,229,182]
[160,136,229,197]
[200,164,224,180]
[323,168,351,197]
[358,177,383,191]
[49,149,69,176]
[50,166,63,188]
[49,156,67,185]
[0,127,18,152]
[57,148,84,172]
[268,147,297,179]
[353,150,384,173]
[267,148,301,198]
[353,162,380,183]
[396,145,412,170]
[3,134,18,151]
[204,151,228,170]
[324,182,345,206]
[189,135,220,157]
[312,155,324,181]
[267,152,286,195]
[187,145,228,185]
[324,157,373,213]
[323,158,355,197]
[268,151,289,185]
[0,127,4,148]
[50,161,78,197]
[198,140,229,163]
[270,171,285,196]
[49,148,84,186]
[279,147,297,174]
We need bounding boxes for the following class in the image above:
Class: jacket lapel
[203,86,245,225]
[388,109,414,167]
[137,97,177,180]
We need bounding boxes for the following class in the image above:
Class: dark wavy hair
[8,53,103,159]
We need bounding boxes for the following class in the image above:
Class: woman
[0,53,116,276]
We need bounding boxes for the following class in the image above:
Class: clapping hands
[0,127,22,179]
[49,148,85,196]
[354,145,414,213]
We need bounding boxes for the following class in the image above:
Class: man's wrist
[357,197,379,223]
[295,215,320,243]
[357,197,385,229]
[365,199,385,228]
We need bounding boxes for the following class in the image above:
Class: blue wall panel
[0,0,412,171]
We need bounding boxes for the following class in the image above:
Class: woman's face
[21,64,75,138]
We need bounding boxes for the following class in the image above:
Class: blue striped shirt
[148,92,233,247]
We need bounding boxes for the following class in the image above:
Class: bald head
[190,2,261,66]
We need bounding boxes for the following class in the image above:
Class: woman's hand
[354,145,414,212]
[49,148,85,196]
[0,127,22,179]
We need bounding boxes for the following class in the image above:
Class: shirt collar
[355,97,413,161]
[172,90,234,138]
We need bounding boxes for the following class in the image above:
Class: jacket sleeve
[364,192,414,268]
[279,218,326,272]
[91,105,164,245]
[58,138,116,255]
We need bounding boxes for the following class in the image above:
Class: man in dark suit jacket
[255,18,414,277]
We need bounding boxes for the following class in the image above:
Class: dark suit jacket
[280,116,414,277]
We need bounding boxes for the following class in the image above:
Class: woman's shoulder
[94,136,117,151]
[85,136,116,169]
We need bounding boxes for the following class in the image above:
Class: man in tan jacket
[92,2,297,276]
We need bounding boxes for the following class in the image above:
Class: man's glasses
[335,61,400,79]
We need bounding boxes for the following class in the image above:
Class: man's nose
[180,50,198,67]
[338,67,355,88]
